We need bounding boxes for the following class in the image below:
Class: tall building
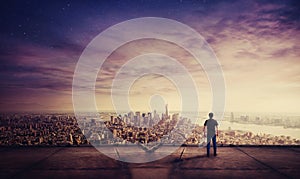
[230,112,234,122]
[128,111,134,125]
[148,112,153,126]
[128,111,134,120]
[153,110,160,123]
[165,104,169,117]
[136,112,141,126]
[148,112,152,120]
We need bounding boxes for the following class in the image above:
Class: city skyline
[1,111,299,147]
[0,0,300,113]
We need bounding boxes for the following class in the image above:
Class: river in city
[217,121,300,139]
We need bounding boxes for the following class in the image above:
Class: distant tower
[230,112,234,122]
[148,112,152,120]
[136,111,141,126]
[165,104,169,117]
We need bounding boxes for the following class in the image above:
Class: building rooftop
[0,146,299,178]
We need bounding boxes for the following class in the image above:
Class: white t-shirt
[204,118,218,141]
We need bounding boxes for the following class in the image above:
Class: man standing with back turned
[203,112,218,157]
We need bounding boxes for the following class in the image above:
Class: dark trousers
[207,135,217,156]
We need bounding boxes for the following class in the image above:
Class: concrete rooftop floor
[0,146,299,179]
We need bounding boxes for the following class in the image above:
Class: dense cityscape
[0,106,299,146]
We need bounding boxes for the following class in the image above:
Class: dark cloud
[189,0,300,47]
[234,51,260,60]
[270,45,300,59]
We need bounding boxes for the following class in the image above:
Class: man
[203,112,218,157]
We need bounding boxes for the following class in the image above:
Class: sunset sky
[0,0,299,113]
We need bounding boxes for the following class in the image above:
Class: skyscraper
[165,104,168,117]
[136,112,141,126]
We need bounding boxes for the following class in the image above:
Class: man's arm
[203,120,207,137]
[216,125,219,136]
